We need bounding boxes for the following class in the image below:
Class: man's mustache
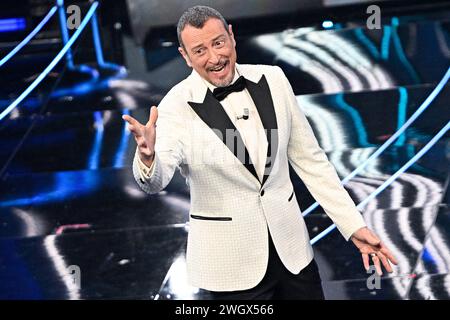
[207,60,229,71]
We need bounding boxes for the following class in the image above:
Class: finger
[127,124,142,137]
[362,253,370,271]
[123,116,145,137]
[122,114,141,127]
[380,245,399,265]
[147,106,158,126]
[371,255,383,276]
[133,134,146,146]
[136,138,148,149]
[376,251,393,273]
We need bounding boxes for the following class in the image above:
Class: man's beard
[212,75,234,87]
[208,60,234,87]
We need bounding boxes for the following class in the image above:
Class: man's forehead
[181,19,228,48]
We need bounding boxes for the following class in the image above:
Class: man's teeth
[211,64,225,72]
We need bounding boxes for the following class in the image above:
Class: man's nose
[208,49,220,64]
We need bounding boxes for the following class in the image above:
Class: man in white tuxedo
[123,5,398,299]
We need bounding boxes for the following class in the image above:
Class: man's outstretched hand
[122,106,158,167]
[351,227,398,276]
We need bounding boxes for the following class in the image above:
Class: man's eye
[215,40,224,47]
[195,48,205,55]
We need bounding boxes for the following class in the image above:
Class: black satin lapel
[188,89,259,182]
[245,76,278,187]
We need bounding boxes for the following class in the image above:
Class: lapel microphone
[237,108,249,120]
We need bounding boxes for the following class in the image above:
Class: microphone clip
[237,108,249,120]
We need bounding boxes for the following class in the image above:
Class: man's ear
[178,46,192,68]
[228,24,236,47]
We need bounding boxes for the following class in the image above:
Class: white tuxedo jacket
[132,63,366,291]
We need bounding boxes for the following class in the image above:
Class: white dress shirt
[202,69,268,181]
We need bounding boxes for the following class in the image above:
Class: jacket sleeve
[277,67,366,241]
[132,94,186,194]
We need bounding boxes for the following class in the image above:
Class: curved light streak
[311,120,450,245]
[302,66,450,217]
[0,6,57,68]
[44,235,81,300]
[0,2,99,121]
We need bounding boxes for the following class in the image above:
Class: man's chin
[210,74,234,87]
[207,64,235,87]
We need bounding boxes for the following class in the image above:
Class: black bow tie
[212,76,247,101]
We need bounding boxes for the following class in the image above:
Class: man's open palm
[122,106,158,167]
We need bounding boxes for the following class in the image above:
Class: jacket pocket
[288,190,294,202]
[190,214,232,221]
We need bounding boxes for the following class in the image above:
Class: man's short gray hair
[177,6,229,49]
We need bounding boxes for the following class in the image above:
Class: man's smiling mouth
[209,61,228,73]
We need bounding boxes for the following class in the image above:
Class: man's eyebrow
[211,35,226,42]
[191,44,204,52]
[190,35,226,53]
